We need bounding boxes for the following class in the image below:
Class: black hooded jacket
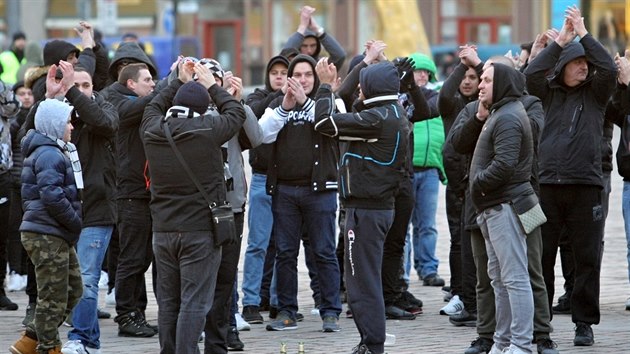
[260,54,338,195]
[524,34,616,187]
[314,61,408,209]
[283,30,346,71]
[107,42,157,83]
[468,64,535,213]
[246,55,289,174]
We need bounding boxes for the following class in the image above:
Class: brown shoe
[45,346,62,354]
[9,333,37,354]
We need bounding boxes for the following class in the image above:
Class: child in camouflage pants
[9,97,83,354]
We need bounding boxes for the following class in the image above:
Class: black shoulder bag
[162,121,237,247]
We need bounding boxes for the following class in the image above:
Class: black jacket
[609,85,630,180]
[246,55,288,174]
[439,62,482,197]
[101,81,163,200]
[469,64,535,213]
[314,62,408,209]
[524,34,616,187]
[65,87,118,226]
[140,80,246,232]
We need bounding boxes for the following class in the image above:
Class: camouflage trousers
[21,232,83,352]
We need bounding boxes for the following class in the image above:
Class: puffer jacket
[20,130,82,244]
[524,34,616,187]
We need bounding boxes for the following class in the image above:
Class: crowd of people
[0,4,628,354]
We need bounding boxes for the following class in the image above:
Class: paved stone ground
[3,143,630,353]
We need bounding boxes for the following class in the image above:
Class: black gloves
[394,57,417,92]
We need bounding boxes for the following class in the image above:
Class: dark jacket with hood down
[140,79,246,232]
[524,34,616,188]
[20,130,82,244]
[608,84,630,180]
[439,62,483,197]
[259,54,338,195]
[246,55,289,174]
[314,61,408,209]
[468,63,536,213]
[283,30,346,71]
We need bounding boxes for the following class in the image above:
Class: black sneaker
[242,305,264,324]
[552,295,571,315]
[22,303,36,326]
[0,295,18,311]
[449,309,477,327]
[464,337,494,354]
[423,273,445,287]
[536,337,559,354]
[227,327,244,351]
[138,314,158,334]
[401,290,423,308]
[97,308,111,319]
[115,311,156,337]
[295,312,304,322]
[573,322,594,346]
[385,305,416,320]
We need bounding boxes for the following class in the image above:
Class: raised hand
[364,40,387,64]
[555,16,577,47]
[58,60,75,94]
[315,57,337,85]
[288,77,307,105]
[396,57,416,88]
[45,65,63,98]
[566,5,587,38]
[459,45,481,67]
[282,84,296,110]
[615,50,630,85]
[226,75,243,101]
[75,21,94,48]
[193,62,216,89]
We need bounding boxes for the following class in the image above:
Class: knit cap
[35,99,73,140]
[409,53,438,83]
[173,81,210,115]
[199,58,225,80]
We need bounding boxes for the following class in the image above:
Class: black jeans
[204,212,244,354]
[445,187,463,296]
[0,172,10,296]
[382,177,414,303]
[540,184,604,325]
[115,198,153,316]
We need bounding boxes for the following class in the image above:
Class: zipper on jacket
[568,104,583,134]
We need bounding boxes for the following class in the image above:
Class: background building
[0,0,626,85]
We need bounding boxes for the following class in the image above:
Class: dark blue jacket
[20,130,82,244]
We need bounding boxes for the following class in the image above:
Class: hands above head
[529,29,558,62]
[193,62,216,89]
[177,57,194,83]
[615,50,630,86]
[75,21,94,48]
[555,7,579,47]
[363,40,387,64]
[458,44,481,68]
[287,77,307,105]
[45,61,74,98]
[565,5,588,38]
[396,57,416,89]
[315,57,338,85]
[298,6,316,34]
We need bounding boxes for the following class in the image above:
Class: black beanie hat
[12,32,26,42]
[173,81,210,115]
[12,80,25,94]
[43,40,80,66]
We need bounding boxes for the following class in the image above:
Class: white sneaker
[105,288,116,306]
[235,313,251,331]
[98,271,108,290]
[489,344,504,354]
[310,307,320,316]
[20,275,28,290]
[384,333,396,346]
[61,339,101,354]
[7,271,25,292]
[439,294,464,316]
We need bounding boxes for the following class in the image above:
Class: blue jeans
[405,169,440,280]
[68,226,114,349]
[241,173,275,307]
[478,204,533,353]
[153,231,221,354]
[272,185,341,319]
[624,181,630,283]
